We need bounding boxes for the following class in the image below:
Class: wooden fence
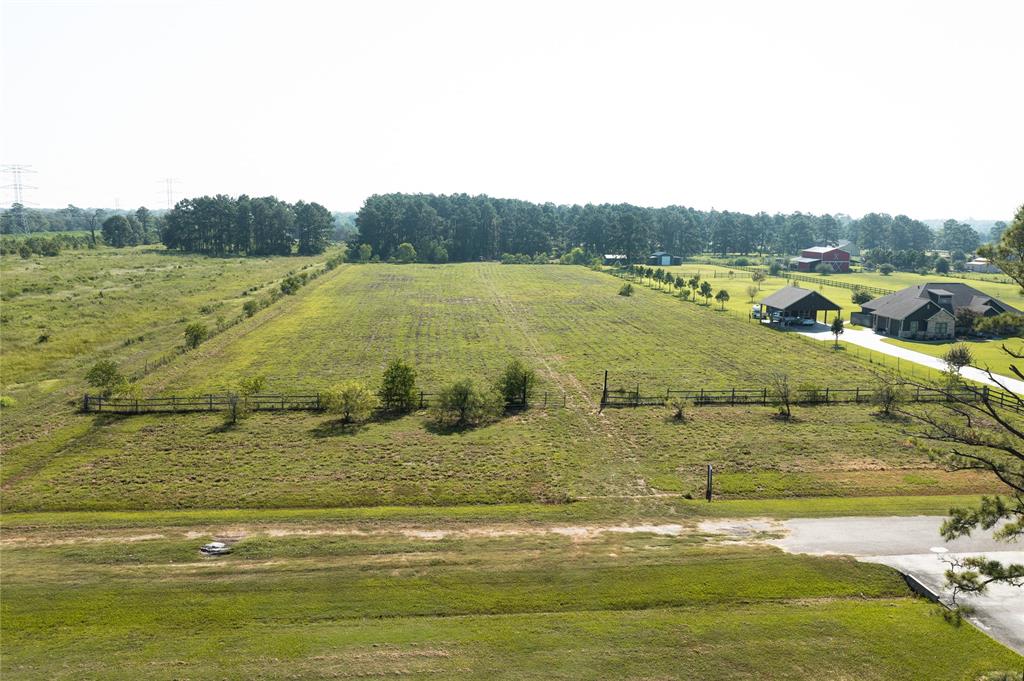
[601,384,1019,411]
[81,390,566,415]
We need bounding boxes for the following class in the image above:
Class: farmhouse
[758,286,841,325]
[647,251,682,266]
[850,282,1020,339]
[603,254,627,266]
[790,245,851,272]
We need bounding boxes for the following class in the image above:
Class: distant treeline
[0,232,96,257]
[161,195,333,256]
[354,193,998,262]
[0,204,151,235]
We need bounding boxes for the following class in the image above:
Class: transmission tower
[1,164,37,207]
[158,177,181,209]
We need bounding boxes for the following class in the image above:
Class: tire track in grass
[477,265,654,495]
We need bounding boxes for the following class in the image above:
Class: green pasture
[2,515,1019,679]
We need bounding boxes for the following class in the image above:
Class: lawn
[882,335,1024,379]
[2,511,1020,679]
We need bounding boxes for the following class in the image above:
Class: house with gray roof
[850,282,1020,340]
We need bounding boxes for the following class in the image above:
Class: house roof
[861,283,1020,320]
[650,251,670,257]
[760,286,841,312]
[790,256,820,263]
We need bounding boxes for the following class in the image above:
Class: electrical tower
[2,164,37,207]
[158,177,181,209]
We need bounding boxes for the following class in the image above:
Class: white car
[800,318,816,326]
[200,541,231,556]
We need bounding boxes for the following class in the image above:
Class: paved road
[770,516,1024,654]
[798,324,1024,394]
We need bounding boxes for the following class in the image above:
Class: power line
[1,163,37,207]
[157,177,181,209]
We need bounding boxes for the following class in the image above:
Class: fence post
[420,391,425,409]
[762,388,767,405]
[731,387,736,405]
[209,394,213,410]
[824,387,829,404]
[83,394,89,412]
[854,387,859,403]
[545,391,548,407]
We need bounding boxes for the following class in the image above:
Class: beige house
[850,283,1019,340]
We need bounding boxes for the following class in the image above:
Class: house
[603,254,628,266]
[647,251,682,266]
[757,286,842,326]
[789,245,851,273]
[964,257,1001,274]
[850,282,1020,339]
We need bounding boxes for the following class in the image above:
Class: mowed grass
[882,335,1024,378]
[2,519,1020,679]
[4,261,999,512]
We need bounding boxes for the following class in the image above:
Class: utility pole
[158,177,181,210]
[2,163,37,206]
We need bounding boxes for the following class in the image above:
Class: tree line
[353,193,999,263]
[161,195,334,256]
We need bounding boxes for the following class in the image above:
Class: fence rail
[690,263,897,296]
[81,390,566,415]
[601,384,1019,411]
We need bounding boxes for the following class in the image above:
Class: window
[934,322,948,335]
[907,321,918,333]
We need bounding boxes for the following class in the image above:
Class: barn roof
[760,286,841,311]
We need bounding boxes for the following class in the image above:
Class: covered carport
[758,286,841,326]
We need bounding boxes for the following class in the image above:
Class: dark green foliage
[162,194,331,256]
[851,287,874,305]
[942,344,974,374]
[395,242,417,263]
[242,300,259,317]
[84,360,125,397]
[434,378,502,427]
[183,322,209,350]
[974,312,1024,336]
[379,359,418,412]
[879,263,895,275]
[618,283,633,296]
[497,359,536,406]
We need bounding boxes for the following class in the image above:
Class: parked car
[751,305,762,319]
[800,318,815,326]
[200,541,231,556]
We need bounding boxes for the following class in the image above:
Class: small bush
[85,360,126,397]
[242,300,259,317]
[851,287,874,305]
[324,381,378,424]
[0,395,16,410]
[879,263,895,275]
[497,359,537,407]
[379,358,418,412]
[433,379,503,427]
[184,322,209,350]
[618,283,634,297]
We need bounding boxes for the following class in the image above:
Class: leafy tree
[497,359,536,407]
[395,242,417,263]
[434,379,502,427]
[942,343,973,377]
[324,381,378,424]
[830,316,844,349]
[879,263,895,275]
[227,375,268,424]
[699,280,713,305]
[358,243,373,262]
[101,215,134,248]
[293,201,333,255]
[751,270,766,289]
[680,288,692,301]
[688,275,700,301]
[937,219,981,254]
[974,312,1024,337]
[955,308,980,335]
[85,360,126,397]
[871,379,905,417]
[935,258,950,274]
[715,289,730,310]
[979,205,1024,287]
[184,322,209,350]
[243,300,259,317]
[746,284,759,302]
[379,359,418,412]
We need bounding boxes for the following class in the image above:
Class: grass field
[3,250,1021,675]
[3,259,1000,512]
[2,509,1020,680]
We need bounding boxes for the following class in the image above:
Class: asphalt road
[770,516,1024,654]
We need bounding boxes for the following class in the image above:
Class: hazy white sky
[2,0,1022,218]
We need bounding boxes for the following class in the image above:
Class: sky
[1,0,1022,220]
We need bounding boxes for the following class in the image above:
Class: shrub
[243,300,259,317]
[872,381,906,416]
[497,359,537,406]
[434,379,502,427]
[796,382,825,403]
[851,287,874,305]
[879,263,895,275]
[0,395,16,410]
[975,312,1024,337]
[324,251,346,270]
[85,360,126,397]
[238,375,268,396]
[324,381,378,424]
[357,244,373,262]
[618,283,633,297]
[732,257,749,267]
[279,275,303,295]
[184,322,209,349]
[768,261,783,276]
[379,358,418,412]
[814,262,832,275]
[395,242,417,263]
[943,344,974,376]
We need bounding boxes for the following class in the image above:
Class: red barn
[789,246,850,272]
